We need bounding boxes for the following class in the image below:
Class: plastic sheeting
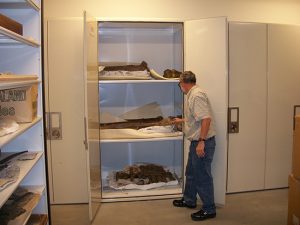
[0,119,19,137]
[99,68,151,80]
[100,128,182,140]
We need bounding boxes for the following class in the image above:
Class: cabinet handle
[228,107,239,134]
[49,112,63,140]
[293,105,300,130]
[84,117,88,150]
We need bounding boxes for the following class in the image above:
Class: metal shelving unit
[0,0,49,224]
[0,26,40,47]
[0,117,42,148]
[0,152,43,207]
[0,80,40,90]
[0,0,40,11]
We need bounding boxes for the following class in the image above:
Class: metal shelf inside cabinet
[0,80,40,90]
[0,0,40,11]
[0,26,40,47]
[95,186,182,202]
[98,79,180,84]
[0,152,44,208]
[98,136,184,143]
[2,185,46,225]
[0,117,42,148]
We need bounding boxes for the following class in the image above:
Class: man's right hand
[171,118,185,124]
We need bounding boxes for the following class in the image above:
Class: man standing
[172,71,217,221]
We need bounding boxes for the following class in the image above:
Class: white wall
[45,0,300,25]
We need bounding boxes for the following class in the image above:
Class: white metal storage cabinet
[266,24,300,189]
[0,0,49,224]
[84,15,228,221]
[228,22,300,193]
[227,22,268,193]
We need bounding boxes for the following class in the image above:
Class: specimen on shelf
[0,151,28,165]
[0,119,19,137]
[115,163,176,185]
[0,164,20,191]
[98,61,182,80]
[17,152,38,161]
[102,61,149,72]
[0,151,36,191]
[150,69,181,80]
[101,116,168,129]
[119,102,162,121]
[100,102,182,131]
[0,187,40,225]
[107,163,179,191]
[99,61,151,80]
[163,69,181,79]
[0,13,23,35]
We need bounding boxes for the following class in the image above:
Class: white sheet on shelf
[138,125,175,134]
[99,70,151,80]
[108,172,179,191]
[100,128,182,140]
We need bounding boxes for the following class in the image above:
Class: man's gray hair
[180,71,197,84]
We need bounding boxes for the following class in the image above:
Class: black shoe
[173,198,197,209]
[191,209,216,221]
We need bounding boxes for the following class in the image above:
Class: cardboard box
[293,116,300,180]
[0,85,38,123]
[288,174,300,225]
[0,13,23,35]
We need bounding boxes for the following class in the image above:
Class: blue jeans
[183,136,216,214]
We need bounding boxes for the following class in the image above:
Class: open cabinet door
[46,19,88,204]
[184,17,228,206]
[83,11,101,221]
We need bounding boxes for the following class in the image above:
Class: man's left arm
[192,95,212,157]
[197,118,211,157]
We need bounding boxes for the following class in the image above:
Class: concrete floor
[51,189,288,225]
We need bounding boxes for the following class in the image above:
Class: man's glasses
[178,82,182,89]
